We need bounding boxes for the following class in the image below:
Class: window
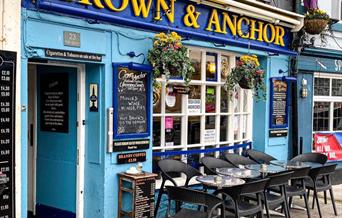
[313,73,342,132]
[152,48,253,184]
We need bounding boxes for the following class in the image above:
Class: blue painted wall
[21,7,293,218]
[253,55,291,161]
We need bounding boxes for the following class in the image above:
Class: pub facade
[8,0,303,217]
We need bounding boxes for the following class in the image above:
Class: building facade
[0,0,303,217]
[296,0,342,161]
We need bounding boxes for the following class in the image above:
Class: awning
[193,0,304,32]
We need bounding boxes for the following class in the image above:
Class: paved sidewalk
[283,184,342,218]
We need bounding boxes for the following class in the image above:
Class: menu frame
[0,50,16,218]
[269,77,290,129]
[113,62,152,140]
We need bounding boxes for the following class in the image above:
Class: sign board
[270,78,289,128]
[269,129,288,137]
[204,129,216,144]
[33,0,293,55]
[113,63,151,139]
[113,140,150,152]
[45,48,102,62]
[173,85,190,95]
[117,152,146,164]
[188,99,201,113]
[313,133,342,161]
[0,50,16,218]
[63,31,81,47]
[40,73,69,133]
[135,177,156,218]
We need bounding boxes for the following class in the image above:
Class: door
[36,65,78,217]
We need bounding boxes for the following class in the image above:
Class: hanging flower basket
[304,9,330,35]
[148,32,194,86]
[224,55,266,100]
[304,19,329,35]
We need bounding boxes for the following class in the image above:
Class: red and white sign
[313,133,342,161]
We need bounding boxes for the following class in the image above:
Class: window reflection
[313,102,330,131]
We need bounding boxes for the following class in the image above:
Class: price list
[0,51,16,218]
[134,177,155,218]
[270,79,288,128]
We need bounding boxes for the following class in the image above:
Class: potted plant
[148,32,194,86]
[304,8,330,35]
[224,55,265,100]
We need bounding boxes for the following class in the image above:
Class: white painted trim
[27,62,85,218]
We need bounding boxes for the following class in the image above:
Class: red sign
[313,133,342,161]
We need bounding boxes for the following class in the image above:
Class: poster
[313,132,342,161]
[270,79,288,128]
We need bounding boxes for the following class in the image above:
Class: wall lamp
[301,78,308,98]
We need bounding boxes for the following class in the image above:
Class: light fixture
[301,78,308,98]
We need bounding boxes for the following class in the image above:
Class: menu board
[114,65,150,139]
[0,50,16,218]
[135,177,155,218]
[270,79,288,128]
[40,73,69,133]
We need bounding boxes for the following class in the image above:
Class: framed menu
[0,50,16,218]
[270,78,289,128]
[113,63,151,139]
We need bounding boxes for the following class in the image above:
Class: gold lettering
[206,9,222,33]
[155,0,175,23]
[77,0,104,8]
[250,20,264,41]
[104,0,129,12]
[131,0,152,18]
[275,26,285,47]
[222,12,237,35]
[263,23,276,43]
[237,17,250,38]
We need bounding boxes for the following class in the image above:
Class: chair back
[289,166,311,180]
[201,157,234,175]
[223,152,257,167]
[267,170,294,187]
[290,153,328,164]
[158,159,202,186]
[246,149,276,164]
[240,178,270,195]
[166,186,223,217]
[309,164,337,180]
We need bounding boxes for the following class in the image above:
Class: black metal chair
[201,157,235,175]
[214,178,269,218]
[166,186,225,218]
[223,152,257,167]
[290,153,328,165]
[246,149,277,164]
[263,170,294,218]
[306,164,338,218]
[285,167,311,218]
[155,159,202,217]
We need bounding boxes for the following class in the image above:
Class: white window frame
[313,72,342,133]
[153,47,253,187]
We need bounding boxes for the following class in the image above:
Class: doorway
[27,62,85,218]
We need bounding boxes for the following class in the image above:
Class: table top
[216,167,260,179]
[196,175,245,188]
[245,164,287,174]
[270,160,322,169]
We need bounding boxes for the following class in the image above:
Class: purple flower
[304,0,318,10]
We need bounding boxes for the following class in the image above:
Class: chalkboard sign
[0,50,16,218]
[40,73,69,133]
[270,78,289,128]
[113,63,151,139]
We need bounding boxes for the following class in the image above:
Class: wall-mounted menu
[114,65,149,139]
[40,73,69,133]
[135,177,156,218]
[270,79,288,128]
[0,50,16,218]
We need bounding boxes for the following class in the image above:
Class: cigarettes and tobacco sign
[270,78,289,129]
